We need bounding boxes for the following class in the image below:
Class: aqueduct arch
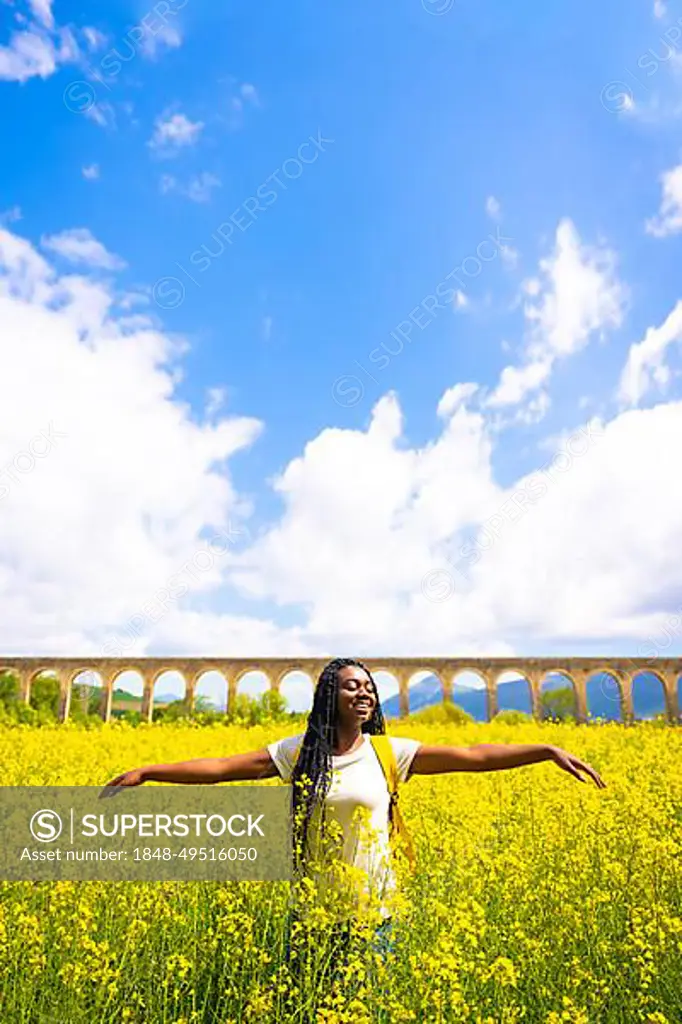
[0,656,678,724]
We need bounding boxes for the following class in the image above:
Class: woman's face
[335,664,377,727]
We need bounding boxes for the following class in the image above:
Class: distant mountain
[382,677,490,719]
[381,672,668,721]
[380,675,477,718]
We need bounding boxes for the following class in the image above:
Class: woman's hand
[548,746,606,788]
[99,768,146,799]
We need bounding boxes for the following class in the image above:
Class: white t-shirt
[267,732,421,921]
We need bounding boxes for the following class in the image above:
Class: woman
[102,657,606,977]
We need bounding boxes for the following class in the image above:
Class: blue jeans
[370,916,395,956]
[281,913,396,1022]
[284,911,396,970]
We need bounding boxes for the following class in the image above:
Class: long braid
[290,657,385,874]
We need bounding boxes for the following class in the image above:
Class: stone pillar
[184,675,196,715]
[571,670,588,725]
[662,670,679,724]
[396,670,410,718]
[18,668,31,705]
[441,672,453,705]
[528,675,542,721]
[99,674,114,723]
[226,672,238,716]
[140,672,154,723]
[57,672,70,723]
[621,677,634,726]
[484,674,497,722]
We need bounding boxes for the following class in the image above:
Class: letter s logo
[30,809,63,843]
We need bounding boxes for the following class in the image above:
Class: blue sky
[2,0,682,708]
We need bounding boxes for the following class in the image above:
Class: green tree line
[0,671,307,728]
[0,674,669,728]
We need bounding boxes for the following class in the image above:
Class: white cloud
[0,228,53,298]
[82,26,107,51]
[623,63,682,127]
[84,102,115,130]
[82,164,100,180]
[160,172,221,203]
[206,388,226,417]
[483,196,519,264]
[485,195,501,219]
[28,0,54,29]
[499,242,520,268]
[654,0,666,17]
[0,26,77,82]
[618,299,682,405]
[116,290,150,311]
[453,289,469,309]
[522,277,541,297]
[488,360,552,407]
[149,113,204,155]
[140,21,182,59]
[226,380,682,655]
[223,81,260,127]
[436,383,479,417]
[229,392,501,652]
[3,219,682,659]
[0,206,22,225]
[82,14,180,63]
[460,403,682,642]
[646,163,682,237]
[188,174,220,202]
[40,228,126,271]
[513,388,551,425]
[0,224,264,656]
[526,220,624,358]
[488,219,625,409]
[240,82,259,104]
[158,613,313,661]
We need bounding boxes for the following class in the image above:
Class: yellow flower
[1,716,680,1022]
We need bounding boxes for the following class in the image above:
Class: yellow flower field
[1,719,681,1023]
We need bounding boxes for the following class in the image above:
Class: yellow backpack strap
[292,734,416,871]
[370,735,417,872]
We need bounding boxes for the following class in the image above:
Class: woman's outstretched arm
[99,748,278,798]
[410,743,606,788]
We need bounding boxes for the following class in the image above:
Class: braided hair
[290,657,385,873]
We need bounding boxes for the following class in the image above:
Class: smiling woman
[102,656,606,986]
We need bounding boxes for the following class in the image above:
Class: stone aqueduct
[1,656,681,724]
